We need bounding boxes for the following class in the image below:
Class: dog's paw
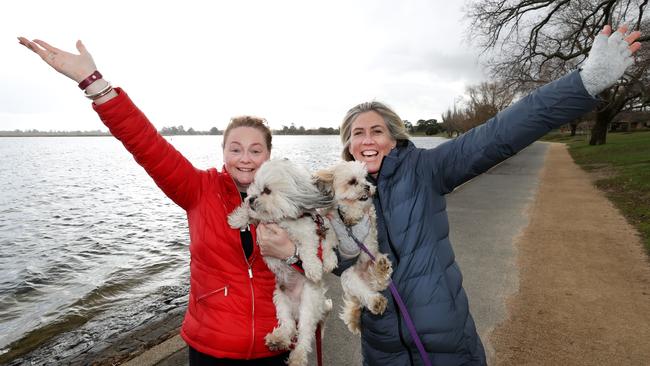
[227,206,250,229]
[324,298,333,314]
[372,254,393,289]
[375,254,393,277]
[340,298,362,335]
[304,264,323,283]
[265,331,292,351]
[322,250,338,273]
[288,347,308,366]
[368,294,388,315]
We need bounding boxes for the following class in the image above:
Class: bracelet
[84,82,113,100]
[284,244,300,265]
[78,70,103,90]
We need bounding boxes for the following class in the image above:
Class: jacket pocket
[197,285,229,303]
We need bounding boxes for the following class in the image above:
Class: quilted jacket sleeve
[93,88,202,210]
[424,70,599,194]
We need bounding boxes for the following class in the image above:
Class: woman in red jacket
[18,37,299,366]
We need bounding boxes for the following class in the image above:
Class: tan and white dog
[228,158,337,366]
[315,161,393,335]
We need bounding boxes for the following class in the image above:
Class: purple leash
[344,224,432,366]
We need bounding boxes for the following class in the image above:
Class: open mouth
[361,150,378,158]
[359,194,369,201]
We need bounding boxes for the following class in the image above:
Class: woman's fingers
[18,38,60,65]
[600,25,642,55]
[601,25,612,36]
[263,223,280,233]
[17,37,44,56]
[33,39,65,55]
[624,31,642,54]
[625,30,641,44]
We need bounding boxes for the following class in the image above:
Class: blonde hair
[340,101,409,161]
[222,116,272,151]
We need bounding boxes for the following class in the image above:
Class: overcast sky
[2,0,487,132]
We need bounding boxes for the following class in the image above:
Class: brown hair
[340,101,409,161]
[222,116,272,151]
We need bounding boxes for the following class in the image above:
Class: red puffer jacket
[93,89,281,359]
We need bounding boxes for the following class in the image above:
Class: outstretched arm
[17,38,202,210]
[428,25,642,194]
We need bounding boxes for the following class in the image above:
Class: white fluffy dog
[228,158,337,366]
[315,161,393,335]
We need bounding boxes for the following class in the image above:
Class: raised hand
[580,25,642,96]
[17,37,98,84]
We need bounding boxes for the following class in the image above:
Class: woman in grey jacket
[331,25,641,366]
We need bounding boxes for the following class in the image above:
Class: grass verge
[543,130,650,256]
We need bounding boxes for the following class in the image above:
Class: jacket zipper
[377,186,414,365]
[244,250,255,359]
[231,178,257,360]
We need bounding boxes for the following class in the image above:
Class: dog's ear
[313,168,334,197]
[313,168,334,184]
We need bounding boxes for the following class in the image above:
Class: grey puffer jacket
[337,71,598,366]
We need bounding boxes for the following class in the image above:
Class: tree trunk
[570,123,578,136]
[589,111,611,145]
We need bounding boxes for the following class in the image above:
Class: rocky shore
[4,288,187,366]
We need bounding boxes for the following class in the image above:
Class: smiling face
[347,111,397,177]
[223,127,271,191]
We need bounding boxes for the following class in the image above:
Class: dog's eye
[348,178,357,186]
[262,186,272,195]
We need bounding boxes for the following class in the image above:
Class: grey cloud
[369,42,487,84]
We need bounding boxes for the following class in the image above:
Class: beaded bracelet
[84,82,113,100]
[78,70,103,90]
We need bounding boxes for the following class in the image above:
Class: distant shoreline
[0,132,444,137]
[0,133,342,137]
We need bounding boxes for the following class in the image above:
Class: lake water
[0,135,445,362]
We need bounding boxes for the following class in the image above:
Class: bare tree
[466,0,649,145]
[442,81,516,135]
[464,81,517,128]
[441,104,464,137]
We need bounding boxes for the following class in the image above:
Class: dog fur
[314,160,393,335]
[228,158,337,366]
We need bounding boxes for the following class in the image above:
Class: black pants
[189,346,290,366]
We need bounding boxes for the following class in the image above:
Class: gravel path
[490,143,650,365]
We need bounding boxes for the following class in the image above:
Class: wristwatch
[284,244,300,265]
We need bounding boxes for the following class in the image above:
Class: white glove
[580,29,635,96]
[329,214,371,259]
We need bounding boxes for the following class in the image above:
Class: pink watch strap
[78,70,103,90]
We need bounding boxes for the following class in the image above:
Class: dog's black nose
[249,196,256,205]
[364,185,371,192]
